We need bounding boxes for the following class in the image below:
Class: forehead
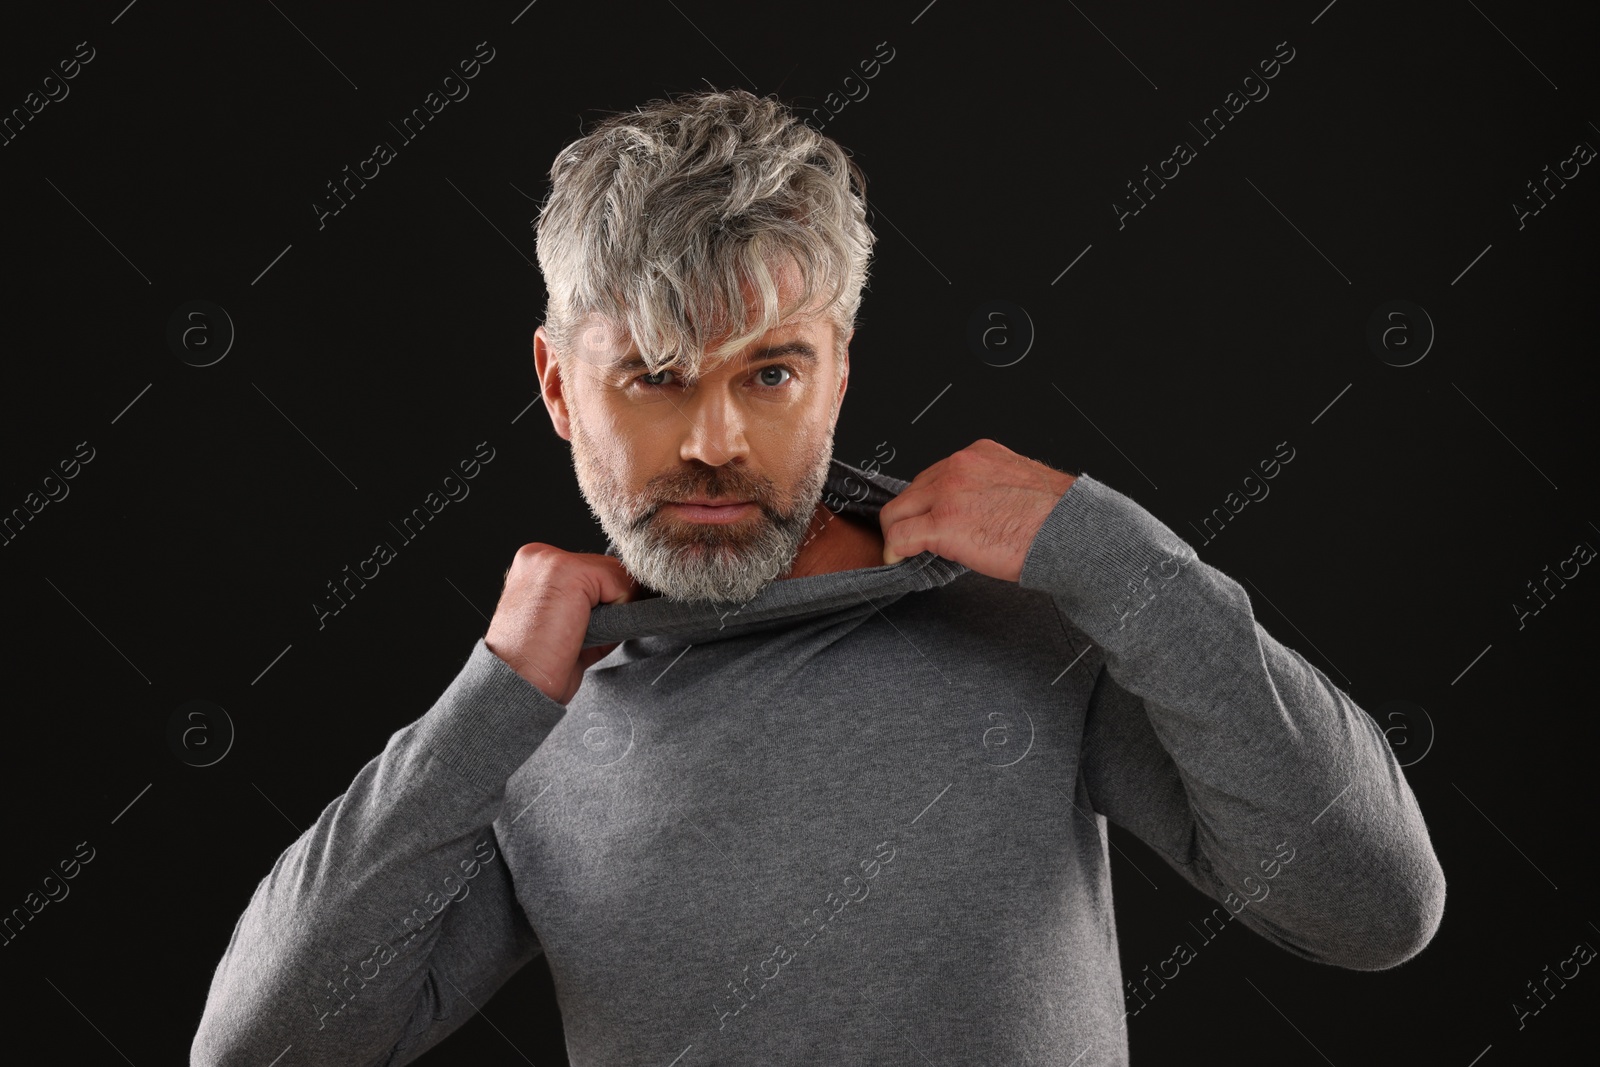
[579,250,837,366]
[578,300,837,370]
[604,337,829,376]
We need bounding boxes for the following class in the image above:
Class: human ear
[533,325,573,441]
[834,330,852,416]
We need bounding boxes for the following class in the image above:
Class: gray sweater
[190,459,1446,1066]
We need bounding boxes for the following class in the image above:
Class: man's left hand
[879,439,1077,582]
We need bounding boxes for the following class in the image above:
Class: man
[191,89,1445,1066]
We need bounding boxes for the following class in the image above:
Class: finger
[878,459,948,532]
[883,510,937,565]
[595,556,642,605]
[578,642,620,671]
[878,484,925,542]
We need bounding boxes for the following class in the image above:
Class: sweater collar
[583,457,970,648]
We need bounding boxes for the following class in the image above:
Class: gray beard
[569,412,835,604]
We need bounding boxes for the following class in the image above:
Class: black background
[1,0,1594,1063]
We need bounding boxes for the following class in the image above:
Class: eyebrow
[610,340,821,374]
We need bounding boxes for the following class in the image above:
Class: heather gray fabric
[191,458,1446,1066]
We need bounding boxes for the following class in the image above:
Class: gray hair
[533,88,876,378]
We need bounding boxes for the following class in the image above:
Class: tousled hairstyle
[533,88,876,379]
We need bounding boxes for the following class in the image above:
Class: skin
[878,438,1077,582]
[534,267,888,603]
[498,274,1075,702]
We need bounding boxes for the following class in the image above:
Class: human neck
[781,501,886,580]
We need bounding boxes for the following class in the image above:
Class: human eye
[753,365,794,390]
[633,367,678,389]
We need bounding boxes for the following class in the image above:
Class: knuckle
[511,542,562,576]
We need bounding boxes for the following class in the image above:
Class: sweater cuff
[407,637,568,795]
[1016,473,1202,648]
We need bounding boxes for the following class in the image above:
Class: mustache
[632,469,789,527]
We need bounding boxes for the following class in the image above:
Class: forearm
[1022,475,1446,969]
[190,639,561,1065]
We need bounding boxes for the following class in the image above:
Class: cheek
[580,398,655,470]
[606,415,705,499]
[765,413,835,487]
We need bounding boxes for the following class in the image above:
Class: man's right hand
[484,543,642,704]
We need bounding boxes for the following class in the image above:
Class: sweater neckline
[582,457,970,648]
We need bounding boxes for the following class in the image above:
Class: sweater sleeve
[190,638,565,1066]
[1017,473,1446,971]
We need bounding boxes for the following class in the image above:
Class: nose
[675,379,748,469]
